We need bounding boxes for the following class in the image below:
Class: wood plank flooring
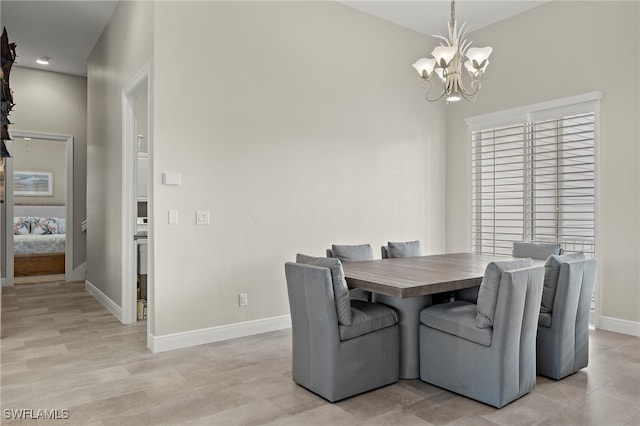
[1,281,639,425]
[14,274,66,285]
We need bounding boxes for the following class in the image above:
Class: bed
[13,205,66,277]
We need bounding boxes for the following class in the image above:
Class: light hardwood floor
[14,274,66,285]
[1,281,639,425]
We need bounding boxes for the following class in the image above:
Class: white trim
[465,91,603,129]
[598,316,640,337]
[148,315,292,353]
[591,100,602,327]
[85,279,122,322]
[65,136,74,283]
[121,64,150,325]
[1,278,7,287]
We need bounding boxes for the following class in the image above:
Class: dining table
[342,252,529,379]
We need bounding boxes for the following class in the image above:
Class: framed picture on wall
[14,171,54,196]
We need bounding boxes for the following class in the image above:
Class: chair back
[382,240,422,259]
[327,245,375,301]
[492,266,544,403]
[328,244,374,261]
[537,258,597,379]
[285,262,340,380]
[513,241,563,260]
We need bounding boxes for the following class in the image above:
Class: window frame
[466,91,602,323]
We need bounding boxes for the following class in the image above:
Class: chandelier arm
[459,91,477,102]
[458,79,481,100]
[458,22,470,40]
[427,89,448,103]
[420,79,448,103]
[460,39,472,55]
[433,34,451,46]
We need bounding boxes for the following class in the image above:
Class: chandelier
[412,0,492,103]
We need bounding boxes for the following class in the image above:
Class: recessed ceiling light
[36,57,50,65]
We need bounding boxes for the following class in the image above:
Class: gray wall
[8,66,87,269]
[87,0,446,336]
[87,0,153,306]
[445,1,640,324]
[151,1,446,335]
[13,138,66,206]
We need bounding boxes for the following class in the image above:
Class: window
[468,93,600,258]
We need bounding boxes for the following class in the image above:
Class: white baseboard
[149,314,291,353]
[85,280,122,322]
[68,262,87,282]
[1,277,8,287]
[598,316,640,337]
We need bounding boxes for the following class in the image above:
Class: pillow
[331,244,374,262]
[387,240,422,258]
[476,258,533,328]
[13,216,31,235]
[512,242,562,260]
[31,217,58,235]
[296,254,352,326]
[541,252,586,313]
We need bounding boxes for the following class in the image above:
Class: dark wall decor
[1,27,17,157]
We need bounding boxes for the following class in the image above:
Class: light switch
[196,210,210,225]
[168,209,179,225]
[162,172,182,185]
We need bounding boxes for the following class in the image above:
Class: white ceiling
[1,0,118,76]
[0,0,544,78]
[339,1,545,36]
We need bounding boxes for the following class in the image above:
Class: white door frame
[3,130,74,287]
[121,64,151,328]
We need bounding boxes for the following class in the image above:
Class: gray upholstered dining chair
[285,255,400,402]
[419,259,544,408]
[327,243,374,302]
[537,254,597,380]
[381,240,422,259]
[456,242,562,304]
[513,241,563,260]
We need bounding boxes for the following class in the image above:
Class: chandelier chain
[450,0,456,26]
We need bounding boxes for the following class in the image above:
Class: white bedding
[14,234,65,255]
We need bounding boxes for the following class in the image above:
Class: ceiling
[1,1,118,76]
[340,1,545,36]
[0,0,544,78]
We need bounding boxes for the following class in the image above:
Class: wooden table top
[342,252,519,299]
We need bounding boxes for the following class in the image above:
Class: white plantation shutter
[470,95,599,259]
[527,112,596,256]
[472,123,527,256]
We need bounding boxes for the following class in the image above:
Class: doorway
[121,64,151,334]
[2,131,74,287]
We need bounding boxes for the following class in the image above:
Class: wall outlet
[196,210,210,225]
[239,292,248,307]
